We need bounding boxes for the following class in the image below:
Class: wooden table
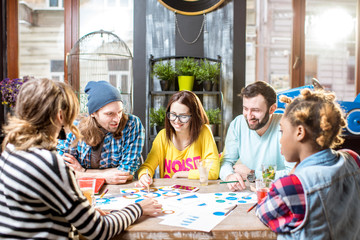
[103,179,276,240]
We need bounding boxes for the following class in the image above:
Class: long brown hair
[2,78,81,151]
[165,91,209,145]
[78,113,128,146]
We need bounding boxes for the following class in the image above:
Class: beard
[246,110,270,131]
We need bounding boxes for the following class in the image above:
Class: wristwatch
[247,171,256,183]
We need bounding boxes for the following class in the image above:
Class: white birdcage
[67,29,133,113]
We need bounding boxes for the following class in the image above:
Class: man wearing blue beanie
[57,81,145,184]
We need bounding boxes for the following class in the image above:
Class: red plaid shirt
[256,174,306,233]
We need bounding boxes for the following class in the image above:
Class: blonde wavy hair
[280,89,346,150]
[2,78,82,151]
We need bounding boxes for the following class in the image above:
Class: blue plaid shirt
[57,114,145,175]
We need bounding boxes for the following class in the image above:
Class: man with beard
[220,81,291,191]
[57,81,145,184]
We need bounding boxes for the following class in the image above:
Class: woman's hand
[138,198,163,216]
[135,173,153,189]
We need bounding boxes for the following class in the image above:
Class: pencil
[219,180,246,184]
[224,204,238,216]
[100,189,108,198]
[146,169,150,193]
[247,203,258,213]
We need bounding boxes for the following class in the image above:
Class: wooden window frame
[6,0,79,88]
[291,0,360,94]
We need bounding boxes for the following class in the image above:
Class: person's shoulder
[272,174,303,194]
[24,147,58,166]
[229,115,246,126]
[339,149,360,168]
[155,128,167,138]
[152,128,167,144]
[232,114,245,121]
[127,114,142,124]
[125,113,144,128]
[202,124,212,133]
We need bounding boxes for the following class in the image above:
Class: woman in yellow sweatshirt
[137,91,220,187]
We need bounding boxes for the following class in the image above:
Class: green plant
[205,108,221,125]
[196,60,220,84]
[152,61,176,82]
[150,106,166,127]
[175,57,199,76]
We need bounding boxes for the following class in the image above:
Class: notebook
[78,177,106,195]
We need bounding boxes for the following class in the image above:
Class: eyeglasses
[167,112,192,123]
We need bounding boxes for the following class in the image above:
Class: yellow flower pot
[178,76,194,91]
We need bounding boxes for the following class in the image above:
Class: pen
[219,180,246,184]
[247,203,258,213]
[224,204,238,216]
[100,189,109,198]
[146,169,150,193]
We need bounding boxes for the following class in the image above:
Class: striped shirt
[57,114,145,175]
[0,144,142,239]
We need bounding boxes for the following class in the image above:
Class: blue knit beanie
[85,81,122,114]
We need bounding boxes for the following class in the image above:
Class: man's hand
[101,168,133,184]
[233,163,251,180]
[225,173,246,191]
[63,153,85,172]
[74,167,134,184]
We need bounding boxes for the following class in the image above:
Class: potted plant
[196,60,220,91]
[150,106,166,134]
[152,61,176,91]
[205,108,221,136]
[175,57,199,91]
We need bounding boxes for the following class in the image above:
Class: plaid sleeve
[118,115,145,175]
[340,149,360,168]
[256,175,306,233]
[56,132,78,158]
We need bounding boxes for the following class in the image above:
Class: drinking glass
[198,159,212,186]
[78,178,96,206]
[255,179,269,204]
[261,164,277,187]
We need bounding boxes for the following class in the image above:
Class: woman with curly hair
[256,89,360,239]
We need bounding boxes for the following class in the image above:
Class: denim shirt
[278,149,360,240]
